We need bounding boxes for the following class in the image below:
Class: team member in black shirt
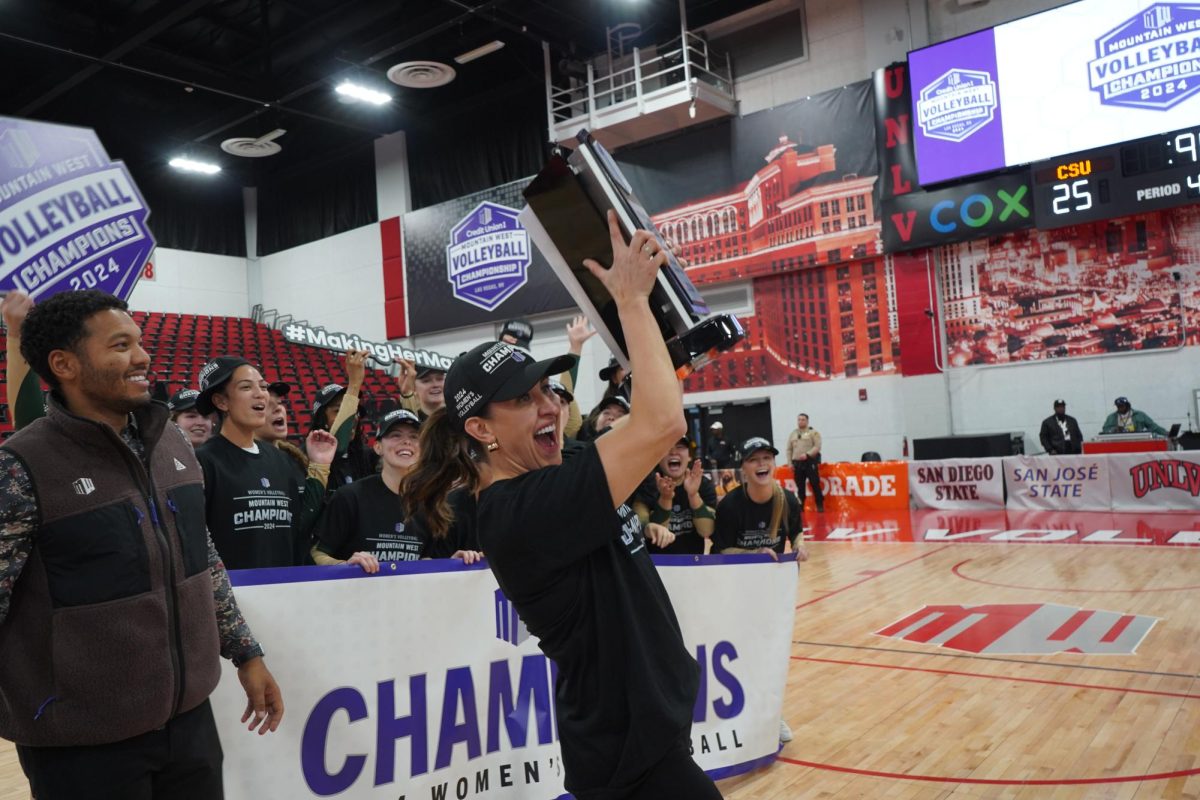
[167,388,215,448]
[312,409,427,571]
[195,357,337,569]
[714,437,808,559]
[633,437,716,554]
[406,211,719,799]
[576,394,630,443]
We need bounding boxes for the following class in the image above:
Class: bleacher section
[0,311,399,438]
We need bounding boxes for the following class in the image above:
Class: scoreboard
[1031,125,1200,230]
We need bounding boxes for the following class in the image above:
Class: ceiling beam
[18,0,215,116]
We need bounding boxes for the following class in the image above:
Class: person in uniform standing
[786,413,824,512]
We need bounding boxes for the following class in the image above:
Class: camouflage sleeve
[208,534,264,667]
[0,449,37,628]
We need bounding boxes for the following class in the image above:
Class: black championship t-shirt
[313,475,424,562]
[478,445,698,799]
[406,486,481,559]
[713,485,802,554]
[634,475,717,555]
[197,436,305,569]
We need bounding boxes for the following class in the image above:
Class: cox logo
[928,185,1029,234]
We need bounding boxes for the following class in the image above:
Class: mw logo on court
[875,603,1157,655]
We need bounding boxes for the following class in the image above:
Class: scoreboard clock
[1032,125,1200,230]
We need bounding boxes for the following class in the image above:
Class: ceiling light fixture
[689,99,697,119]
[454,40,506,64]
[335,81,392,105]
[169,157,221,175]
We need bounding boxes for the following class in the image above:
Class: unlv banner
[775,461,909,513]
[1003,454,1111,511]
[1109,451,1200,511]
[909,458,1005,509]
[211,557,797,799]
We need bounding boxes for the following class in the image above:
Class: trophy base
[667,314,746,379]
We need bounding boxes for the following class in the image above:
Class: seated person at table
[1101,396,1168,436]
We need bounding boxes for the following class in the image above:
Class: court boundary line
[791,639,1200,680]
[774,756,1200,786]
[795,546,951,609]
[951,557,1200,593]
[789,655,1200,700]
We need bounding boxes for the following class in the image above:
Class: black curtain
[406,88,548,210]
[133,163,247,256]
[256,143,379,255]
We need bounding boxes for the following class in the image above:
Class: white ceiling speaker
[387,61,457,89]
[220,129,286,158]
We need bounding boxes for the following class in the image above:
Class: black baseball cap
[312,383,346,420]
[548,377,573,403]
[599,394,630,413]
[195,356,253,415]
[738,436,779,462]
[599,356,624,382]
[267,381,291,398]
[415,363,448,379]
[1053,399,1066,407]
[445,341,577,429]
[168,388,200,413]
[1115,396,1130,406]
[499,318,534,349]
[376,408,421,437]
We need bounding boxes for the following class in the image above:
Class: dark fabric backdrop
[133,163,247,257]
[256,143,378,255]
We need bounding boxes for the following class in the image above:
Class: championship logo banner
[211,556,797,799]
[446,202,531,311]
[1088,4,1200,110]
[1003,454,1112,511]
[281,320,452,369]
[909,457,1005,509]
[0,116,154,301]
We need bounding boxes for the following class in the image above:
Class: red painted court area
[721,509,1200,798]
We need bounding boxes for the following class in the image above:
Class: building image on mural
[940,204,1200,365]
[638,128,897,392]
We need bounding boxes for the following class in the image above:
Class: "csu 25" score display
[1031,125,1200,230]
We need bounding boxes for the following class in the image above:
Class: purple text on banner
[909,28,1006,186]
[0,116,154,302]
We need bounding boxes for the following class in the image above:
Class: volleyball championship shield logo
[446,201,532,312]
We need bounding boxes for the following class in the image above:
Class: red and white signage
[1109,452,1200,512]
[775,462,909,513]
[875,603,1157,655]
[908,458,1004,509]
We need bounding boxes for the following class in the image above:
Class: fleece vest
[0,397,221,747]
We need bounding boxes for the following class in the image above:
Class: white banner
[1003,454,1112,511]
[909,458,1005,509]
[211,556,797,799]
[1108,451,1200,511]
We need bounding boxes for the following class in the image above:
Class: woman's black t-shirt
[405,486,481,559]
[713,485,801,554]
[477,445,698,799]
[196,435,306,569]
[634,475,718,555]
[313,475,424,561]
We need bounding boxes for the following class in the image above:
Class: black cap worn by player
[445,341,576,429]
[499,318,534,350]
[194,356,253,415]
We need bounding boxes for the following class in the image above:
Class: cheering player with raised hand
[405,211,719,799]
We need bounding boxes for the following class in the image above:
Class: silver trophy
[518,129,744,379]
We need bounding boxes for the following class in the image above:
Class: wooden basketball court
[3,510,1198,799]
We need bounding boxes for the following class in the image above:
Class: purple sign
[0,116,154,301]
[910,28,1006,186]
[1089,3,1200,111]
[445,201,531,311]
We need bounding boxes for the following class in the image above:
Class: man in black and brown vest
[0,290,284,799]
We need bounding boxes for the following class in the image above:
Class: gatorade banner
[774,461,909,512]
[1003,454,1111,511]
[909,457,1005,509]
[1108,451,1200,512]
[211,556,797,799]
